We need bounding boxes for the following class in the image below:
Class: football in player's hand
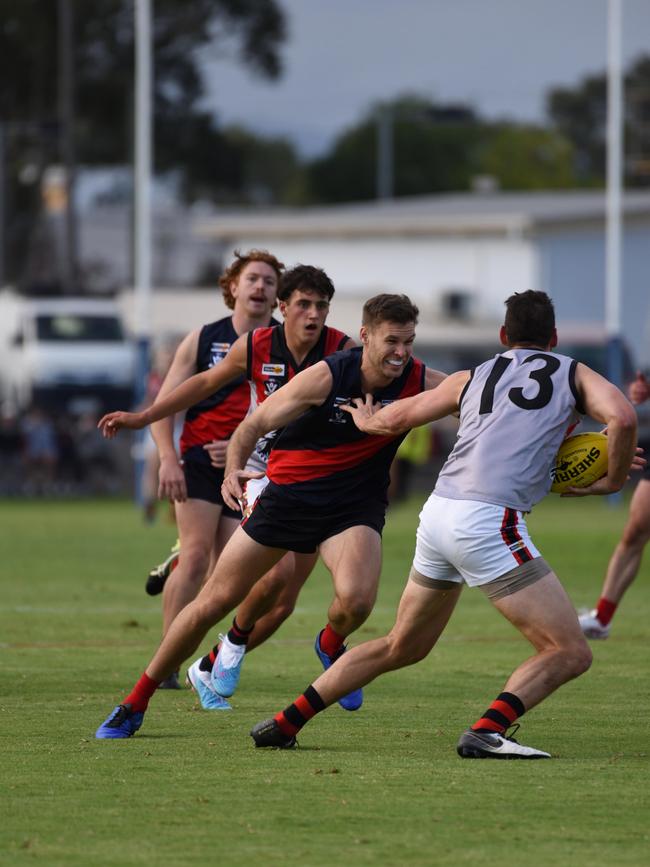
[550,432,608,494]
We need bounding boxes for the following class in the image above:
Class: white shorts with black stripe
[412,493,541,588]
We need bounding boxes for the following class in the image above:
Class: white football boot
[578,609,611,640]
[457,728,550,759]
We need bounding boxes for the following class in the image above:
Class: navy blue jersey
[180,315,279,463]
[267,347,426,505]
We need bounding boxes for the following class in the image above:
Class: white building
[193,190,650,366]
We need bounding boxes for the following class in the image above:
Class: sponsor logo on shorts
[210,342,231,366]
[262,363,285,376]
[508,539,526,553]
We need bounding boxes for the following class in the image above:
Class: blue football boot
[95,703,144,739]
[210,637,245,698]
[186,658,231,710]
[314,631,363,711]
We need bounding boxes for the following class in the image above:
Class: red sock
[123,672,160,713]
[318,624,345,657]
[595,597,617,626]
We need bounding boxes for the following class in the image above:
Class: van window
[36,315,124,342]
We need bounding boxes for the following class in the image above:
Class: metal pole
[134,0,153,502]
[605,0,624,388]
[58,0,77,294]
[0,123,5,287]
[376,105,394,200]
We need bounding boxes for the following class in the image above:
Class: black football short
[240,480,387,553]
[183,459,241,519]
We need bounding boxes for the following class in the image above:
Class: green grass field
[1,495,649,866]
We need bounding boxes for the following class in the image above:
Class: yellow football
[550,432,609,494]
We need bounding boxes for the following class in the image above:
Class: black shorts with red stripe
[240,480,387,553]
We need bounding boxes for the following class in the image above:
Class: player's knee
[337,595,374,625]
[565,640,592,678]
[385,632,427,668]
[177,545,211,581]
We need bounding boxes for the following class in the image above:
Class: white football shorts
[412,493,542,588]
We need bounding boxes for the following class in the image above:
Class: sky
[199,0,650,157]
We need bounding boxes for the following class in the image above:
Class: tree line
[1,1,649,286]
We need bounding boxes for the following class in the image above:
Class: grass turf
[1,495,649,866]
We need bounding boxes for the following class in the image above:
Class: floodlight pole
[133,0,153,503]
[605,0,624,389]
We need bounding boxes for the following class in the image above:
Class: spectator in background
[21,406,59,495]
[0,410,24,494]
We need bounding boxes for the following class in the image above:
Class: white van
[0,291,137,414]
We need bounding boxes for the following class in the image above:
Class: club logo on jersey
[209,342,231,367]
[328,396,352,425]
[262,363,285,376]
[264,379,282,397]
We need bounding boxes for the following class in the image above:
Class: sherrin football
[550,432,608,494]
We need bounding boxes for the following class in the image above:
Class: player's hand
[340,393,381,430]
[203,439,228,468]
[630,445,647,473]
[97,410,147,437]
[158,455,187,502]
[561,476,624,497]
[221,468,264,511]
[628,371,650,405]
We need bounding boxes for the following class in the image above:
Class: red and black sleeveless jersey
[245,323,350,465]
[180,315,279,461]
[266,346,426,504]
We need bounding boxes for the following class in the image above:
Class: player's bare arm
[98,335,249,438]
[342,370,468,436]
[221,361,334,508]
[567,363,638,496]
[148,329,200,502]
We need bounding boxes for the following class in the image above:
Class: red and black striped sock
[274,685,326,737]
[318,624,345,658]
[471,692,525,734]
[199,642,220,673]
[595,597,617,626]
[227,617,254,646]
[122,672,160,713]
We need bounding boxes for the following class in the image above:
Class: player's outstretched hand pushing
[340,394,381,431]
[221,469,265,511]
[629,371,650,406]
[97,410,147,438]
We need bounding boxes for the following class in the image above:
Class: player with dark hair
[142,250,282,688]
[250,290,638,758]
[95,265,353,720]
[579,370,650,638]
[93,293,447,738]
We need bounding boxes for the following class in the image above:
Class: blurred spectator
[0,411,24,494]
[21,406,59,494]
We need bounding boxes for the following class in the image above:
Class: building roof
[197,190,650,240]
